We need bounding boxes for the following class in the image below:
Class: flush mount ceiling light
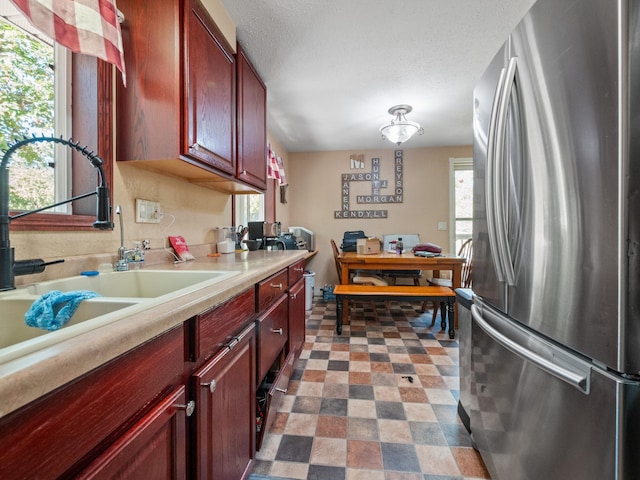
[379,104,424,145]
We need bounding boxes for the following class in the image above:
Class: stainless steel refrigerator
[471,0,640,478]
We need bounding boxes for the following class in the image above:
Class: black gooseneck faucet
[0,135,114,291]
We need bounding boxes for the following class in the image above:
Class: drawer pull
[275,387,287,394]
[271,328,283,335]
[294,267,304,272]
[226,336,240,349]
[270,283,283,289]
[175,400,196,417]
[201,379,217,393]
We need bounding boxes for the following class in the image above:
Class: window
[1,5,113,231]
[1,15,71,212]
[449,158,473,253]
[234,194,265,227]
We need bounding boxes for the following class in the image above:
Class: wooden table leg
[340,263,350,328]
[335,297,343,335]
[451,265,462,330]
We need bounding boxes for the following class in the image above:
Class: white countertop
[0,249,308,418]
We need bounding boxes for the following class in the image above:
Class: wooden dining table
[338,251,466,327]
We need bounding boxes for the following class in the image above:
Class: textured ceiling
[219,0,536,152]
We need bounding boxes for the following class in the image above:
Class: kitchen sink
[0,269,240,364]
[0,297,142,349]
[24,269,239,298]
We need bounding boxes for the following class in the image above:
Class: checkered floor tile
[249,299,490,480]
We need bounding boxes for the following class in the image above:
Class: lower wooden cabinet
[77,386,189,479]
[0,325,185,480]
[0,262,306,479]
[192,322,256,480]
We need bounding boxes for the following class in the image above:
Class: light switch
[135,199,161,224]
[437,221,447,231]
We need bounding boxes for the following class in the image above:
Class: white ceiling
[219,0,537,152]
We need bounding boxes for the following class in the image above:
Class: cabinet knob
[242,169,247,175]
[270,283,283,290]
[270,328,283,335]
[290,293,297,300]
[191,143,200,151]
[201,379,217,393]
[174,400,196,417]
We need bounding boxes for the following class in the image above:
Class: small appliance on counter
[248,221,288,250]
[279,232,298,250]
[248,221,281,240]
[288,226,314,251]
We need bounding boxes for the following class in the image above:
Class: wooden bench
[334,284,456,338]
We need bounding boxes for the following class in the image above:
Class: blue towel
[25,290,101,331]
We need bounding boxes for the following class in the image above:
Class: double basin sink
[0,269,239,363]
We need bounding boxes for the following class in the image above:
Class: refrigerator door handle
[493,56,518,286]
[472,303,591,393]
[485,66,508,282]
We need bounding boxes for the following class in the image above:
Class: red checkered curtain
[267,144,287,186]
[10,0,126,85]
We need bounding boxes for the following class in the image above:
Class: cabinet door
[192,323,256,480]
[185,0,236,174]
[288,277,306,360]
[76,386,188,479]
[236,44,267,190]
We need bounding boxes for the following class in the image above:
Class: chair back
[457,238,473,288]
[330,239,343,283]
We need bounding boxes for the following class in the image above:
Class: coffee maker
[248,221,285,250]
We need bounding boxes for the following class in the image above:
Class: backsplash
[13,243,217,287]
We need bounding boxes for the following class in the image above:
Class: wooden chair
[427,238,473,325]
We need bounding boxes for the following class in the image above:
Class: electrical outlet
[135,199,161,224]
[437,221,448,231]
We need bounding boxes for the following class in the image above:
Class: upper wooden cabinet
[236,44,267,190]
[185,0,236,175]
[117,0,266,194]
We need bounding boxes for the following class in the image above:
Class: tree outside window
[0,17,55,210]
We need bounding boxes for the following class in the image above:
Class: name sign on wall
[334,150,403,219]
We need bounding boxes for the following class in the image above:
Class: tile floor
[249,298,490,480]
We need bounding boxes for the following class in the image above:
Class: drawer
[288,259,306,285]
[256,294,288,385]
[192,287,255,361]
[257,269,288,311]
[257,350,296,451]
